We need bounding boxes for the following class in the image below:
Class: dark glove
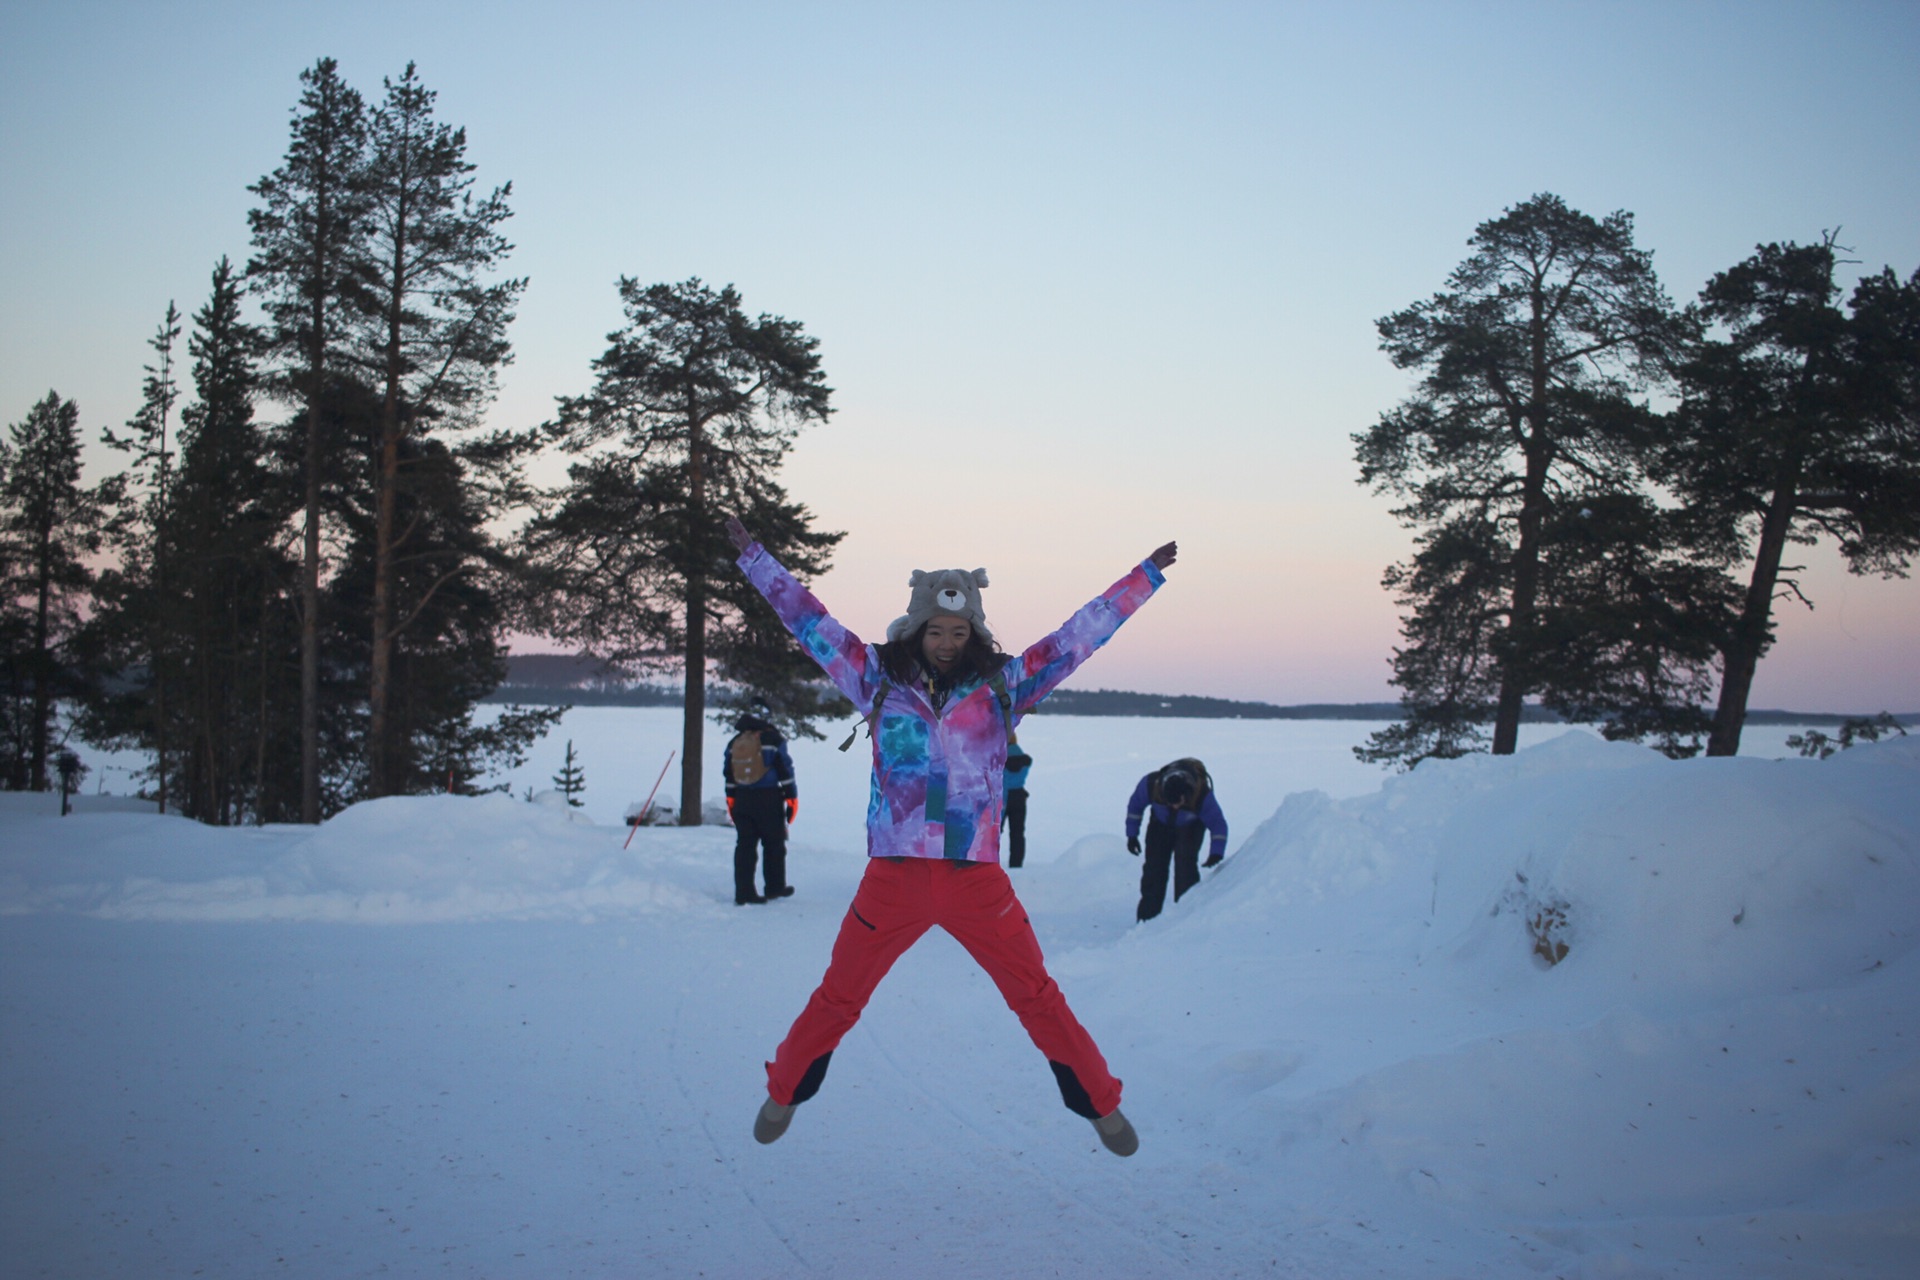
[1203,852,1223,867]
[1126,836,1141,856]
[784,797,798,825]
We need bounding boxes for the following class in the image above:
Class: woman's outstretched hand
[725,515,753,553]
[1148,541,1178,570]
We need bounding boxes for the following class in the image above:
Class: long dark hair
[878,620,1009,685]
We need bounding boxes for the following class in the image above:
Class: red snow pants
[765,857,1122,1118]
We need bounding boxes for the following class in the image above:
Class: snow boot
[1091,1107,1138,1157]
[754,1097,796,1144]
[768,885,795,899]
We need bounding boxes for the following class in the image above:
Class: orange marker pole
[623,750,677,849]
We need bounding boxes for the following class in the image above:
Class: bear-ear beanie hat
[886,568,993,644]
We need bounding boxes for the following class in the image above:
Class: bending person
[728,514,1175,1157]
[1125,758,1227,922]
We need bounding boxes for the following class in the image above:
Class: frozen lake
[73,707,1841,862]
[501,707,1825,859]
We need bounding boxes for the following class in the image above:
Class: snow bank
[1083,730,1920,1241]
[1195,730,1920,1009]
[6,730,1915,971]
[0,792,719,923]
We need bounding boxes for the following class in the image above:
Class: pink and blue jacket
[738,543,1165,863]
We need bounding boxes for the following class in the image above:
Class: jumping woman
[726,514,1176,1157]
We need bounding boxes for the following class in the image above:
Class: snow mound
[1083,730,1920,1231]
[1175,730,1920,1009]
[0,792,729,923]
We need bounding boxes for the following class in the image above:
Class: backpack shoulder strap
[839,676,892,752]
[986,667,1015,746]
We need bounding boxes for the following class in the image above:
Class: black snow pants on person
[1136,816,1203,921]
[1002,787,1028,868]
[732,790,789,903]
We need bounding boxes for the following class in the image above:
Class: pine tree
[97,302,183,809]
[1663,239,1920,755]
[351,62,527,797]
[284,375,383,817]
[1354,194,1694,766]
[0,393,117,790]
[1522,495,1738,757]
[326,428,560,800]
[170,259,297,822]
[78,264,301,823]
[247,56,371,823]
[524,278,840,824]
[552,739,585,806]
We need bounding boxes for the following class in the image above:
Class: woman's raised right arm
[1007,540,1177,715]
[728,516,877,705]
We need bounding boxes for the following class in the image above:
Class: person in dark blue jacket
[1124,758,1227,921]
[723,714,798,904]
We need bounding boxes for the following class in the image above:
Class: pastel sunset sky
[4,1,1916,709]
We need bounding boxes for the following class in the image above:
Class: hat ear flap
[971,568,990,589]
[909,570,928,588]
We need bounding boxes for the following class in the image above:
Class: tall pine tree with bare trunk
[350,63,524,797]
[525,278,839,825]
[246,56,370,823]
[1662,239,1920,755]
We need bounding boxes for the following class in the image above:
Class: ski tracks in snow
[666,990,819,1276]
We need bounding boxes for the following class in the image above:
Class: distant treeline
[1030,690,1530,721]
[1046,693,1910,725]
[487,658,1900,725]
[481,653,676,706]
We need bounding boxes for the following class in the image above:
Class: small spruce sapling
[552,739,586,806]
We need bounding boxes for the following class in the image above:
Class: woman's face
[921,617,973,672]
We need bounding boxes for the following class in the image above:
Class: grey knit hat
[885,567,993,644]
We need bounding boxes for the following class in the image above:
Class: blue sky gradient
[4,1,1916,707]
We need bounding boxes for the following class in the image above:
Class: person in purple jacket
[726,514,1175,1157]
[1125,758,1228,921]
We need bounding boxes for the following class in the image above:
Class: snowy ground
[3,714,1916,1278]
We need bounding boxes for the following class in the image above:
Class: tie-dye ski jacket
[737,543,1165,863]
